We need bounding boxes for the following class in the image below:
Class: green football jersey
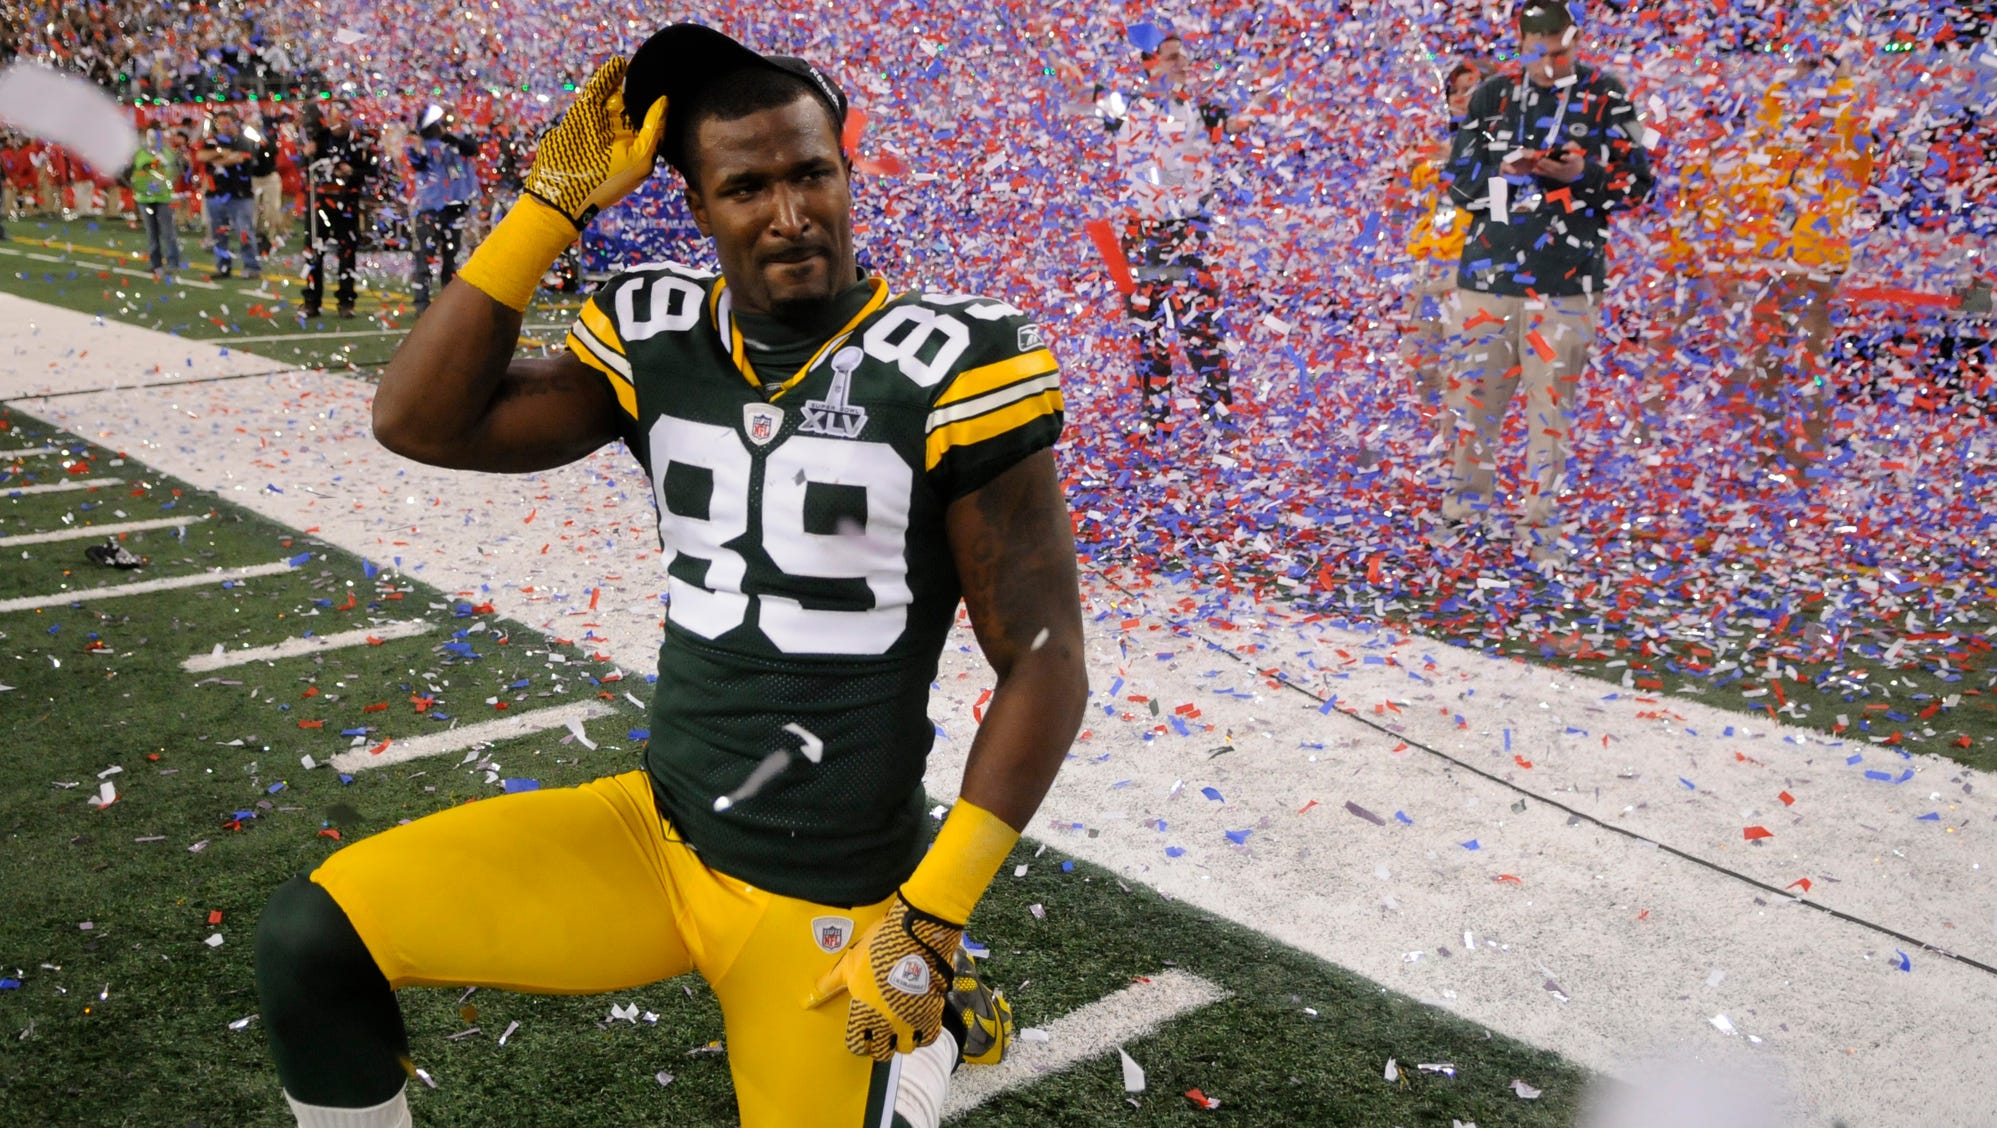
[566,264,1064,905]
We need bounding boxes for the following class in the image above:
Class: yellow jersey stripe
[570,320,632,379]
[578,299,627,358]
[566,332,639,419]
[926,373,1062,433]
[923,388,1063,471]
[933,349,1058,408]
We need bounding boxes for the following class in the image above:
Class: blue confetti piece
[266,781,286,794]
[0,977,20,989]
[286,552,311,567]
[1060,860,1074,873]
[1224,829,1252,845]
[501,779,541,794]
[509,678,531,689]
[1128,21,1167,52]
[1864,770,1893,781]
[628,729,649,741]
[1680,778,1697,790]
[1108,676,1123,697]
[1894,950,1911,972]
[1165,845,1186,858]
[1201,786,1224,802]
[1847,754,1865,766]
[340,727,369,737]
[363,559,378,579]
[1916,812,1940,821]
[1893,770,1915,784]
[231,809,257,822]
[1460,839,1480,851]
[1504,729,1512,751]
[1394,810,1413,825]
[1318,698,1337,715]
[337,773,353,785]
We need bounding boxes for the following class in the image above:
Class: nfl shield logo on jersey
[742,403,783,447]
[811,915,854,955]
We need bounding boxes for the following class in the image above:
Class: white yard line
[3,476,124,495]
[221,328,404,344]
[328,700,618,773]
[0,560,295,614]
[1,514,206,546]
[0,446,60,458]
[942,971,1227,1119]
[182,620,434,672]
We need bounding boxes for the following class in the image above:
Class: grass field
[6,216,1990,775]
[0,415,1591,1125]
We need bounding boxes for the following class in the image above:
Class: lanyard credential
[1516,79,1574,154]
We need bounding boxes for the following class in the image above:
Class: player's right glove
[806,892,961,1061]
[521,57,665,228]
[458,57,665,312]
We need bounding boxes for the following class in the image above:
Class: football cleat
[948,946,1012,1067]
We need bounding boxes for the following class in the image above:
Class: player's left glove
[807,892,961,1060]
[804,799,1020,1061]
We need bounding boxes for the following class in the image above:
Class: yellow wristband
[901,799,1020,926]
[456,197,578,312]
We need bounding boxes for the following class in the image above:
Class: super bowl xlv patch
[742,402,783,447]
[798,345,869,439]
[811,915,855,955]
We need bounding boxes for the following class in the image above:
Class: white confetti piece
[1511,1078,1542,1099]
[1384,1058,1400,1082]
[227,1014,257,1031]
[1119,1048,1146,1093]
[203,934,224,948]
[1710,1014,1737,1036]
[564,717,598,751]
[610,1003,639,1023]
[498,1020,519,1046]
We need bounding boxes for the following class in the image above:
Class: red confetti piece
[362,702,389,713]
[1084,218,1133,295]
[1526,329,1556,363]
[207,910,223,925]
[368,739,391,756]
[1743,826,1774,841]
[1778,791,1795,806]
[1184,1089,1221,1110]
[317,828,342,841]
[1297,799,1319,814]
[297,720,324,729]
[1514,755,1534,769]
[523,508,537,524]
[1787,878,1813,893]
[1493,874,1524,886]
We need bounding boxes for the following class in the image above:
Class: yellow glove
[523,57,667,227]
[804,800,1018,1061]
[458,59,664,311]
[807,893,961,1061]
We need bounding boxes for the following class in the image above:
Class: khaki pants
[1441,290,1597,528]
[252,173,285,243]
[1400,259,1457,407]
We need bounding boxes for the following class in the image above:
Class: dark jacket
[1446,64,1656,298]
[307,125,374,205]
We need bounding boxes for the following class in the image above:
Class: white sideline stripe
[0,446,60,459]
[4,476,125,496]
[0,560,295,614]
[942,970,1227,1119]
[182,620,434,673]
[2,514,207,546]
[329,700,618,773]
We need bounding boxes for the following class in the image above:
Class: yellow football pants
[310,770,905,1126]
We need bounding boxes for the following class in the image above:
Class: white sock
[892,1030,957,1128]
[284,1085,412,1128]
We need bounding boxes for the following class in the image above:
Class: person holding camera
[302,98,373,318]
[196,106,263,281]
[403,104,481,313]
[1438,0,1654,561]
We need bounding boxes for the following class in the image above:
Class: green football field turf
[6,216,1990,773]
[0,413,1592,1125]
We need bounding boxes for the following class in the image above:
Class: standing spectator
[131,126,183,277]
[249,111,286,255]
[196,105,262,280]
[2,132,35,221]
[1439,0,1654,560]
[1724,45,1879,472]
[1089,32,1258,435]
[1399,60,1486,412]
[403,104,480,312]
[302,99,373,319]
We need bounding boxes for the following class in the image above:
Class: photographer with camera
[403,103,481,313]
[301,98,373,318]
